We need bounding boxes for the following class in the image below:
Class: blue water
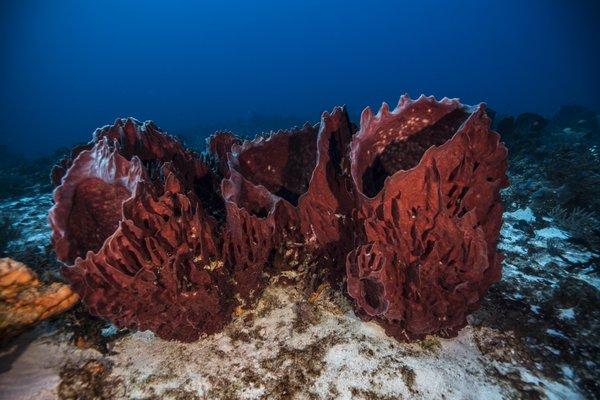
[1,0,599,156]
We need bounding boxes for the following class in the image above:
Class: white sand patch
[505,207,536,222]
[558,308,575,320]
[99,285,581,399]
[534,227,569,240]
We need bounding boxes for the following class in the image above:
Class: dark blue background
[1,0,599,156]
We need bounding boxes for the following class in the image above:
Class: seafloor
[0,107,598,400]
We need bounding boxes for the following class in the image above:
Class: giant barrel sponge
[346,95,508,340]
[49,95,508,342]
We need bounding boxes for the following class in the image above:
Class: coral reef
[0,257,79,339]
[50,96,507,342]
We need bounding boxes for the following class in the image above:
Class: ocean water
[1,0,599,157]
[0,2,599,399]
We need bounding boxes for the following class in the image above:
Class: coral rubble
[0,257,79,339]
[50,96,507,342]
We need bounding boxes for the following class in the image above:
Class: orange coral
[0,257,79,338]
